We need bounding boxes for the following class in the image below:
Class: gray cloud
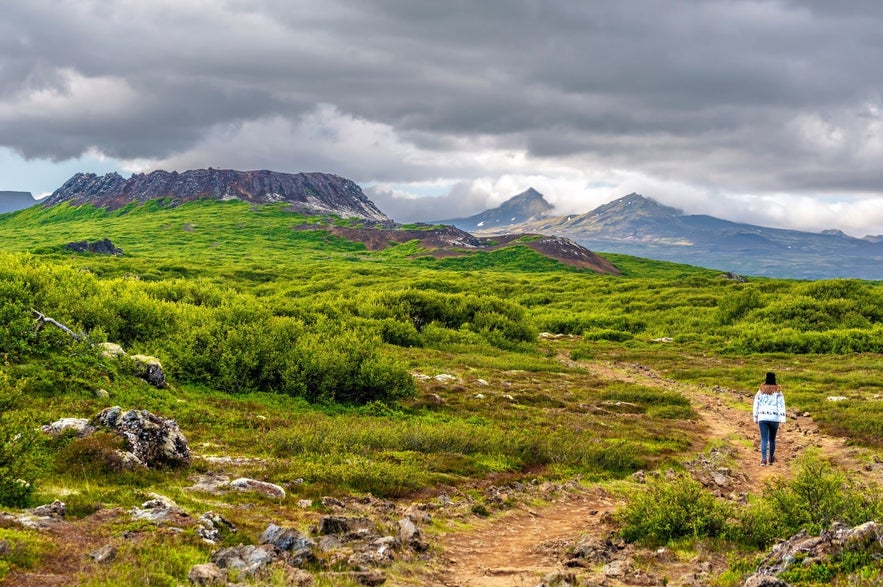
[3,0,883,232]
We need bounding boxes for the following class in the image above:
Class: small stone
[188,562,226,586]
[742,574,790,587]
[90,544,117,563]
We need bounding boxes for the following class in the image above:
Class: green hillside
[0,201,881,585]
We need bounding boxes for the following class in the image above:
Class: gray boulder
[93,406,190,468]
[397,518,428,551]
[259,523,316,567]
[318,516,374,540]
[210,544,281,578]
[129,354,167,388]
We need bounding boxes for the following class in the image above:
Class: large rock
[97,342,167,388]
[129,355,167,388]
[259,523,316,567]
[210,544,281,578]
[318,516,374,539]
[397,518,428,551]
[64,238,123,256]
[94,406,191,468]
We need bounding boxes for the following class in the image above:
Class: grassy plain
[0,200,881,584]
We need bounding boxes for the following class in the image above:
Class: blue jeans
[758,421,780,462]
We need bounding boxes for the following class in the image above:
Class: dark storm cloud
[2,0,883,198]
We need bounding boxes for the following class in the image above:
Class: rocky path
[418,359,869,587]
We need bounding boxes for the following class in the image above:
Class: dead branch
[32,309,83,341]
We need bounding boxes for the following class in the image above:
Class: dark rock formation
[93,406,191,468]
[64,238,123,255]
[259,523,317,567]
[44,168,389,222]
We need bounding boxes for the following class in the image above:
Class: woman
[753,372,787,466]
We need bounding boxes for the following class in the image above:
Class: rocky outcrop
[97,343,167,388]
[754,521,881,578]
[44,168,389,222]
[64,238,123,255]
[93,406,191,468]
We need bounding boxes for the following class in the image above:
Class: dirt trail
[425,490,618,587]
[420,359,868,587]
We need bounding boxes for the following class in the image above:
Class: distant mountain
[0,191,37,214]
[461,191,883,280]
[43,169,390,222]
[436,187,553,232]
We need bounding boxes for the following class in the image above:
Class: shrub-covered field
[0,200,881,584]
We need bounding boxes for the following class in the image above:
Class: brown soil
[414,358,872,587]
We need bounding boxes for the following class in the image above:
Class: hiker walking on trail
[753,372,787,466]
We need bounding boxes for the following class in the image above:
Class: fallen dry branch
[32,309,83,341]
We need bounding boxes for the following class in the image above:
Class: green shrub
[761,453,882,535]
[716,287,763,325]
[54,431,131,476]
[0,527,50,581]
[0,371,39,507]
[378,318,422,347]
[729,453,883,547]
[617,473,731,545]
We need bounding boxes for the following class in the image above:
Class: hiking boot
[760,459,767,466]
[769,456,776,464]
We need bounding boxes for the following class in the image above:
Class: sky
[3,1,883,236]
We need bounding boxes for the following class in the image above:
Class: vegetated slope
[41,168,390,222]
[0,194,882,585]
[2,198,620,275]
[320,224,621,274]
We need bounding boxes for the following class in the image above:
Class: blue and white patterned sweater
[753,384,787,423]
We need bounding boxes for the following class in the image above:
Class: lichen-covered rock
[260,523,316,552]
[210,544,281,578]
[129,354,167,388]
[755,521,881,579]
[93,407,191,468]
[318,516,374,539]
[41,418,93,437]
[196,512,236,544]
